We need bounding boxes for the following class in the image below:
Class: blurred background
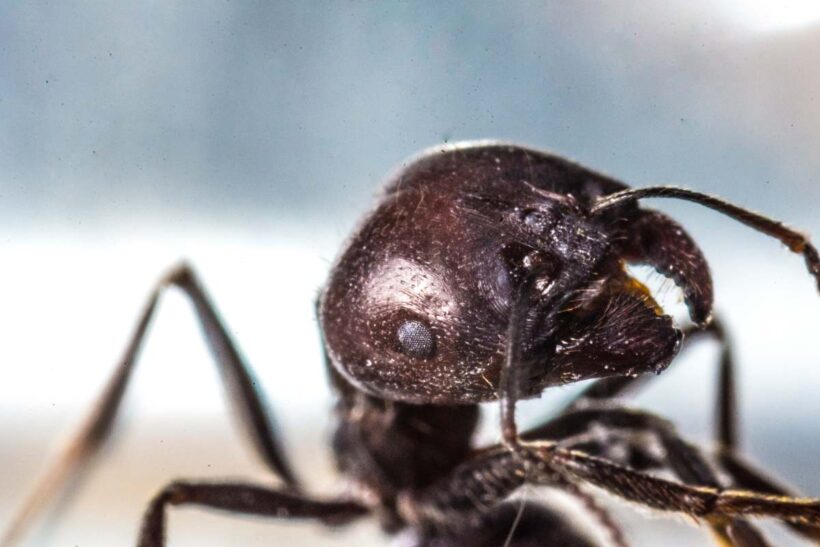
[1,2,818,546]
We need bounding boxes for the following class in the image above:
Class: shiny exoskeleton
[4,142,820,547]
[322,143,699,406]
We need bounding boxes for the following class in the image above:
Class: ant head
[320,143,711,404]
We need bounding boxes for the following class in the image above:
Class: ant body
[4,142,820,546]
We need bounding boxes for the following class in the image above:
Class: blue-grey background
[1,2,818,546]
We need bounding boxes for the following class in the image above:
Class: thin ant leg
[2,263,298,546]
[500,266,590,448]
[696,319,736,450]
[548,446,820,527]
[606,318,820,540]
[666,325,818,542]
[499,289,527,447]
[541,406,816,544]
[564,322,820,543]
[522,405,769,547]
[137,481,366,547]
[403,418,819,547]
[419,405,771,546]
[564,312,810,531]
[715,449,820,542]
[500,285,635,547]
[590,186,820,292]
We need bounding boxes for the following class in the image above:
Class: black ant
[3,142,819,546]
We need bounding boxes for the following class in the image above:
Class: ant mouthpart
[624,263,693,332]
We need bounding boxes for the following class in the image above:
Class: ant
[3,141,819,546]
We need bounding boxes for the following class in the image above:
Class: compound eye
[396,319,436,359]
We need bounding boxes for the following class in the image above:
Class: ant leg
[415,406,816,546]
[715,450,820,542]
[546,444,820,529]
[681,323,786,526]
[404,439,820,546]
[2,263,298,546]
[523,405,769,547]
[662,322,817,540]
[158,264,299,484]
[500,267,587,448]
[558,341,818,544]
[499,290,527,447]
[397,443,625,547]
[137,481,366,547]
[531,403,815,544]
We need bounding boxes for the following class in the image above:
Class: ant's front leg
[523,405,771,546]
[546,444,820,533]
[559,314,820,536]
[560,317,818,542]
[552,408,819,545]
[137,481,366,547]
[499,267,585,447]
[2,263,299,546]
[405,407,820,547]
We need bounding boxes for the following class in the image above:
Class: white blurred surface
[718,0,820,32]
